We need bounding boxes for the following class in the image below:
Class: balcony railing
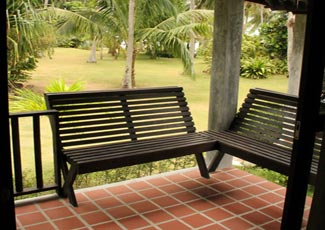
[9,110,61,197]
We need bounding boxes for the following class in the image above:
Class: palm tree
[105,0,178,88]
[139,9,214,75]
[7,0,55,87]
[47,0,212,88]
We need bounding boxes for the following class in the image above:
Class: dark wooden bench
[207,88,323,185]
[45,86,219,206]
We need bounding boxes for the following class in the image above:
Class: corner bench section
[45,86,218,206]
[207,88,322,185]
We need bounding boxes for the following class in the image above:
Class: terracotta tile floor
[15,167,312,230]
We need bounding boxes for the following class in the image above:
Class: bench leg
[195,153,210,179]
[56,159,71,198]
[207,152,225,172]
[63,164,78,207]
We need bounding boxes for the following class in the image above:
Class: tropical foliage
[7,0,55,87]
[9,79,84,112]
[259,11,288,60]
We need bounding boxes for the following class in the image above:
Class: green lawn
[28,47,288,130]
[18,47,288,170]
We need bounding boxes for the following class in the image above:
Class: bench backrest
[230,88,322,154]
[45,86,196,150]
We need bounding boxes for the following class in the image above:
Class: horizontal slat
[45,87,197,149]
[219,88,322,185]
[62,131,218,173]
[205,130,319,183]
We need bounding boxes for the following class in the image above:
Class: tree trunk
[131,48,137,87]
[87,38,97,63]
[287,13,306,96]
[122,0,135,89]
[188,0,195,76]
[44,0,49,8]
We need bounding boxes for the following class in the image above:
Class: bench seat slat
[71,139,213,166]
[65,132,215,159]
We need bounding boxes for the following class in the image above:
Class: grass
[16,47,289,176]
[28,47,289,131]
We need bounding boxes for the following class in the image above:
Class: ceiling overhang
[246,0,308,13]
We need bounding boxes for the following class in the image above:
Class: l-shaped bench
[45,86,323,207]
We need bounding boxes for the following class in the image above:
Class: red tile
[182,169,202,179]
[207,194,235,206]
[127,181,150,190]
[81,211,111,225]
[159,184,185,194]
[227,178,250,187]
[203,207,233,221]
[158,220,192,230]
[275,187,286,196]
[24,222,56,230]
[37,198,65,209]
[178,180,204,189]
[143,210,174,223]
[221,217,254,230]
[242,211,273,225]
[260,205,283,219]
[242,197,269,209]
[187,199,216,211]
[138,188,165,198]
[14,168,291,230]
[223,202,252,215]
[192,186,217,197]
[225,189,251,200]
[119,215,151,229]
[106,184,132,195]
[243,185,268,195]
[210,172,235,182]
[172,191,200,202]
[199,223,225,230]
[276,200,285,209]
[83,188,110,201]
[166,204,194,217]
[196,176,220,185]
[228,168,250,177]
[54,216,85,229]
[181,213,213,228]
[258,181,283,190]
[94,196,122,209]
[106,206,136,219]
[147,177,171,186]
[73,201,99,214]
[44,206,74,220]
[117,192,144,203]
[151,195,179,208]
[75,193,90,203]
[130,200,159,213]
[209,182,234,192]
[261,220,281,230]
[165,173,188,182]
[243,175,266,184]
[141,226,160,230]
[259,192,284,204]
[15,203,38,214]
[92,221,122,229]
[305,196,313,206]
[17,212,47,226]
